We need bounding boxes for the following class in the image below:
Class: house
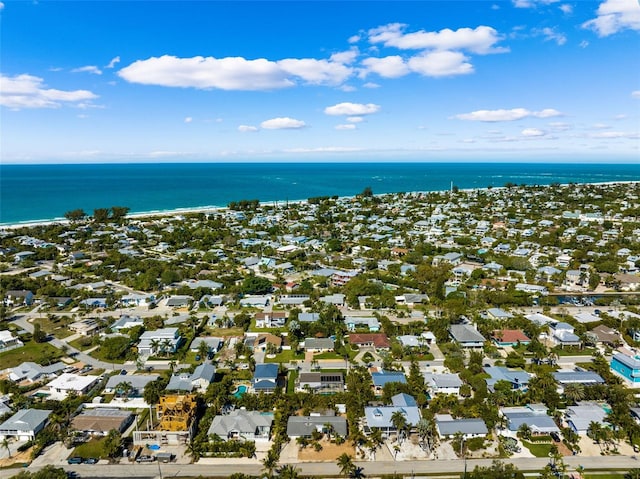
[164,295,193,308]
[4,290,34,306]
[549,322,581,348]
[610,351,640,384]
[0,409,52,441]
[553,370,605,392]
[69,318,102,336]
[0,330,23,353]
[423,373,463,397]
[119,293,155,307]
[296,372,344,393]
[435,414,488,439]
[588,325,620,347]
[371,370,406,394]
[137,328,183,357]
[303,337,335,353]
[484,366,531,392]
[363,393,421,436]
[255,311,287,328]
[319,293,346,306]
[47,373,99,399]
[344,316,380,332]
[189,337,224,355]
[299,312,320,323]
[347,333,391,350]
[166,363,216,393]
[492,329,531,347]
[71,408,134,436]
[565,402,609,434]
[486,308,514,320]
[287,414,347,439]
[208,410,274,441]
[79,298,107,309]
[449,324,485,348]
[253,334,282,352]
[239,295,271,308]
[525,312,556,326]
[104,374,159,397]
[253,363,279,393]
[110,314,144,332]
[515,283,548,295]
[500,404,559,436]
[9,361,66,384]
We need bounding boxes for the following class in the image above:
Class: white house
[0,409,52,441]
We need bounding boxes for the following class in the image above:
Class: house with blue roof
[253,363,279,393]
[611,352,640,384]
[363,393,421,437]
[371,370,406,394]
[484,366,531,392]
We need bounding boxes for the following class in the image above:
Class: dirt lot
[297,440,355,462]
[0,448,32,468]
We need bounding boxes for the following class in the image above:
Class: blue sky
[1,0,639,163]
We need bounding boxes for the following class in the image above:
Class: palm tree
[262,450,279,477]
[625,469,640,479]
[115,381,133,400]
[197,340,209,360]
[390,410,408,445]
[277,464,300,479]
[563,383,585,404]
[160,338,172,357]
[417,417,438,453]
[349,466,366,479]
[324,422,335,441]
[518,422,532,441]
[1,438,11,458]
[337,452,355,477]
[149,338,161,356]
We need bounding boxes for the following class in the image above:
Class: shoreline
[2,180,638,231]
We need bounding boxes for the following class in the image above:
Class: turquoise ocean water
[2,162,640,225]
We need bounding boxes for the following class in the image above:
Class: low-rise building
[71,408,134,436]
[0,409,52,441]
[296,372,344,394]
[286,414,347,439]
[435,414,488,439]
[208,410,273,441]
[47,373,100,399]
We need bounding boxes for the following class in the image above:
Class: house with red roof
[492,329,531,347]
[347,333,391,350]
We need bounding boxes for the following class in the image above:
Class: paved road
[1,455,638,479]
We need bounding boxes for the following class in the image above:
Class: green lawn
[264,349,304,363]
[0,340,64,368]
[204,327,245,337]
[287,369,299,394]
[32,316,74,339]
[72,437,108,459]
[521,440,553,457]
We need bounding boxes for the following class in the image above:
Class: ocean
[2,162,640,225]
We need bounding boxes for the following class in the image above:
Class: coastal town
[1,181,640,479]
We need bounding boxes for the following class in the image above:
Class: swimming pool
[233,385,248,398]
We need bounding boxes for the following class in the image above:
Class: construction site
[132,394,197,446]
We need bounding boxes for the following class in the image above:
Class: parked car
[136,455,155,463]
[120,369,127,375]
[550,432,561,442]
[67,456,83,464]
[82,457,98,464]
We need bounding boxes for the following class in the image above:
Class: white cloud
[324,102,380,116]
[512,0,560,8]
[580,40,590,48]
[72,65,102,75]
[348,34,361,44]
[284,146,363,153]
[0,73,98,110]
[591,130,640,138]
[538,27,567,45]
[453,108,562,121]
[339,85,357,92]
[260,117,306,129]
[363,82,380,88]
[361,55,410,78]
[184,117,193,123]
[408,51,473,77]
[549,121,572,130]
[583,0,640,36]
[632,90,640,99]
[118,54,353,90]
[238,125,258,132]
[0,2,4,11]
[347,116,364,123]
[522,127,546,136]
[335,124,356,130]
[106,56,121,69]
[559,4,573,14]
[330,48,359,64]
[368,24,508,54]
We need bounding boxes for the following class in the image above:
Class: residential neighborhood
[1,182,640,478]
